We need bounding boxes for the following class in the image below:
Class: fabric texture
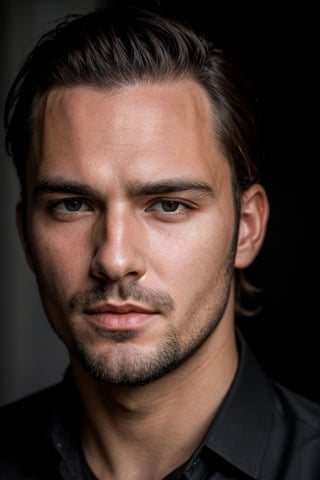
[1,331,320,479]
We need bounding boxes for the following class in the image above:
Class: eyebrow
[34,178,99,197]
[33,177,215,198]
[126,179,215,197]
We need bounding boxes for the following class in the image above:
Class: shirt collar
[202,330,275,478]
[49,369,86,479]
[49,331,275,479]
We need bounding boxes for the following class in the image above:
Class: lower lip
[86,312,155,330]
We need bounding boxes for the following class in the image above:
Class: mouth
[84,303,157,330]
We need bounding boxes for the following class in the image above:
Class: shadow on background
[0,0,319,406]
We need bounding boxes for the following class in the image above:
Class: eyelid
[50,197,93,212]
[147,198,195,212]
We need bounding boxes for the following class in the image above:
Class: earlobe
[234,184,269,269]
[16,201,35,271]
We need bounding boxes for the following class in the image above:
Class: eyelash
[48,197,195,220]
[50,198,92,213]
[147,199,193,214]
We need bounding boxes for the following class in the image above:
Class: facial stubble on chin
[69,281,179,385]
[68,255,235,387]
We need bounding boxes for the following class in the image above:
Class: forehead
[30,80,230,188]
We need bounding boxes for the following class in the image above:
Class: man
[1,4,320,479]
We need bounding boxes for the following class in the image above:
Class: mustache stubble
[70,281,175,316]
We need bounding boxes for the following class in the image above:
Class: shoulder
[264,382,320,480]
[268,381,320,476]
[0,383,62,478]
[0,383,62,433]
[272,381,320,433]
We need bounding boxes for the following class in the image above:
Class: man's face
[21,80,240,385]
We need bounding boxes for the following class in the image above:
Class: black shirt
[1,331,320,479]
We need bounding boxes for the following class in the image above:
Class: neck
[70,324,238,480]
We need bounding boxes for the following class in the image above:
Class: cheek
[28,224,89,297]
[27,234,81,341]
[150,219,234,297]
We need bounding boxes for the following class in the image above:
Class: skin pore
[17,79,269,479]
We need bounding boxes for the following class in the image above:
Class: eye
[53,198,91,212]
[150,200,187,213]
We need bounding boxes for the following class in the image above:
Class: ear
[16,201,35,271]
[234,184,269,269]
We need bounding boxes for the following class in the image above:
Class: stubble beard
[69,255,235,386]
[64,209,239,386]
[72,325,183,386]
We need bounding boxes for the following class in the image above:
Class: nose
[90,207,147,282]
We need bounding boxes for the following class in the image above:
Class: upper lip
[84,303,154,314]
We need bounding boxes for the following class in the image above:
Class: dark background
[0,0,319,406]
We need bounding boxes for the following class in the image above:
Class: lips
[84,303,156,329]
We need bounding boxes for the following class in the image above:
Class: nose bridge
[92,203,145,281]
